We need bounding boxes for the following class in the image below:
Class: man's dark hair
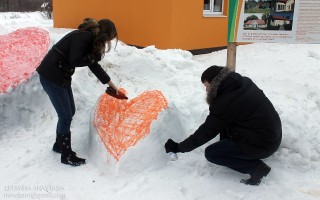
[201,65,224,83]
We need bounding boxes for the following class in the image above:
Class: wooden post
[226,42,237,71]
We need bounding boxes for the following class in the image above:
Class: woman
[165,65,282,185]
[37,18,124,166]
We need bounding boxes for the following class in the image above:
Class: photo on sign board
[243,0,295,31]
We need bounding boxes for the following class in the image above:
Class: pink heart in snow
[0,27,50,93]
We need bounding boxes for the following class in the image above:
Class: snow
[1,12,320,200]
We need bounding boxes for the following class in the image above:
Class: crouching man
[165,65,282,185]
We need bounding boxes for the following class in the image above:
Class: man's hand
[165,139,180,153]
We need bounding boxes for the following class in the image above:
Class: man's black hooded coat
[179,72,282,158]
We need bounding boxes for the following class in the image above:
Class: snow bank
[1,12,320,200]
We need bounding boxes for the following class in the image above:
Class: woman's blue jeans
[205,139,263,175]
[39,75,75,135]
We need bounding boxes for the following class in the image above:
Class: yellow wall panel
[53,0,229,50]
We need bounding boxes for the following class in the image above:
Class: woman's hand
[106,81,128,100]
[107,80,119,94]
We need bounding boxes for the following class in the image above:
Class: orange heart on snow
[0,27,50,93]
[94,90,168,161]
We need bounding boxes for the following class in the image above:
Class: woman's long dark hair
[78,18,118,58]
[98,19,118,53]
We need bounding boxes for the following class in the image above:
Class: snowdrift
[1,12,320,199]
[0,27,50,93]
[88,90,187,176]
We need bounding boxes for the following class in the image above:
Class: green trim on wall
[227,0,240,42]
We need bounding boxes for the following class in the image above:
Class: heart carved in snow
[0,27,50,93]
[94,90,168,161]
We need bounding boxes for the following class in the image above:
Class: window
[203,0,224,16]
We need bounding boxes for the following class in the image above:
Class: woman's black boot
[57,134,86,166]
[53,134,76,155]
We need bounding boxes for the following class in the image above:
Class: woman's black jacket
[179,72,282,158]
[37,30,110,86]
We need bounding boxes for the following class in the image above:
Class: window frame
[203,0,225,17]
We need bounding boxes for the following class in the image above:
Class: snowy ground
[1,12,320,200]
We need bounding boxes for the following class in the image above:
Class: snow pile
[1,12,320,200]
